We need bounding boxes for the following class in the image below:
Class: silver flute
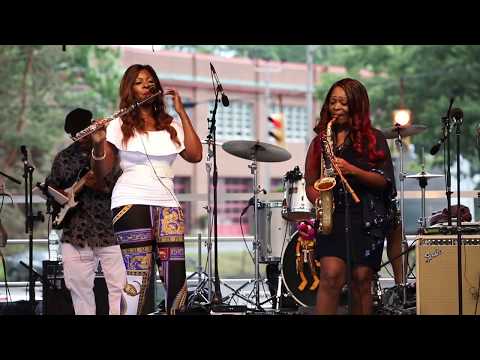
[71,89,163,142]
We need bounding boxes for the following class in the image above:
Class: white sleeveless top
[106,117,185,209]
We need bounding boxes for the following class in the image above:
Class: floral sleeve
[45,152,68,190]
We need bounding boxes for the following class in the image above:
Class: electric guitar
[52,170,94,229]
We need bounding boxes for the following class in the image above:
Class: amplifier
[416,235,480,315]
[42,260,109,315]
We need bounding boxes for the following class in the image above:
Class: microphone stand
[208,75,223,306]
[21,146,44,313]
[0,170,21,185]
[444,113,453,226]
[431,99,454,225]
[454,115,463,315]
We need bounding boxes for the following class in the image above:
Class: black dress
[315,128,396,272]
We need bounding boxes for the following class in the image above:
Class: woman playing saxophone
[305,78,395,315]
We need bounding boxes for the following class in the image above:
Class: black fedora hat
[64,108,92,136]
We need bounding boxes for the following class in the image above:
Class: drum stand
[226,152,271,310]
[394,128,410,308]
[220,139,292,311]
[409,151,430,230]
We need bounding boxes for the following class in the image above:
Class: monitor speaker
[416,235,480,315]
[42,260,109,315]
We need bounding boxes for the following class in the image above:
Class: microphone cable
[140,135,182,210]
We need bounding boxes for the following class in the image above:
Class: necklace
[335,131,351,154]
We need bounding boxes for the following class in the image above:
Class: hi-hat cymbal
[222,140,292,162]
[406,171,444,180]
[381,125,427,139]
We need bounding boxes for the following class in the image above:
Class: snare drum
[282,176,312,222]
[256,201,291,263]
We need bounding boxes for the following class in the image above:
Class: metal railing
[8,190,480,203]
[0,234,418,289]
[2,189,479,293]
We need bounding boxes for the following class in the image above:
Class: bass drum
[281,231,319,308]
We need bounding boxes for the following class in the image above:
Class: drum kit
[220,140,322,310]
[194,122,441,313]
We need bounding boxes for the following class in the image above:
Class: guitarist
[45,108,126,315]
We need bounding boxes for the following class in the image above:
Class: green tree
[317,45,480,184]
[0,45,122,239]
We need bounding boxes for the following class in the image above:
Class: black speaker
[42,260,109,315]
[0,300,39,315]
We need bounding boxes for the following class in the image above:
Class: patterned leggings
[112,204,187,315]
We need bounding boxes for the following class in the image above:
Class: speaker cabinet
[42,260,109,315]
[416,235,480,315]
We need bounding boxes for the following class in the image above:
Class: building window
[210,100,254,141]
[271,104,308,142]
[270,178,284,193]
[174,176,191,233]
[212,177,253,235]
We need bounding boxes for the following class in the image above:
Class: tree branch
[16,47,34,133]
[5,47,35,169]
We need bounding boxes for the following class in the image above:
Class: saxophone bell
[313,118,337,235]
[314,177,336,192]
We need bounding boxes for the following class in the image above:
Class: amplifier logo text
[424,248,442,263]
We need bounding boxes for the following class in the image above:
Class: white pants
[61,243,127,315]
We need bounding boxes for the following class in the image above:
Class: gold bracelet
[91,148,106,161]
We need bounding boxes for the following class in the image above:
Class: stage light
[393,109,411,126]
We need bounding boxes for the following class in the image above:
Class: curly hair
[313,78,384,164]
[118,64,180,148]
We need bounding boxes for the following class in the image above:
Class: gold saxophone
[313,118,337,234]
[313,118,361,235]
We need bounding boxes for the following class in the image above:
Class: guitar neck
[72,170,93,195]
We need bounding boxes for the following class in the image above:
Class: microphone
[240,187,267,216]
[241,196,255,216]
[430,99,458,156]
[450,107,463,123]
[430,141,442,156]
[221,93,230,107]
[210,63,229,107]
[20,145,28,164]
[446,97,454,118]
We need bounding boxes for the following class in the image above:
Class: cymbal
[381,125,427,139]
[222,140,292,162]
[406,171,444,180]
